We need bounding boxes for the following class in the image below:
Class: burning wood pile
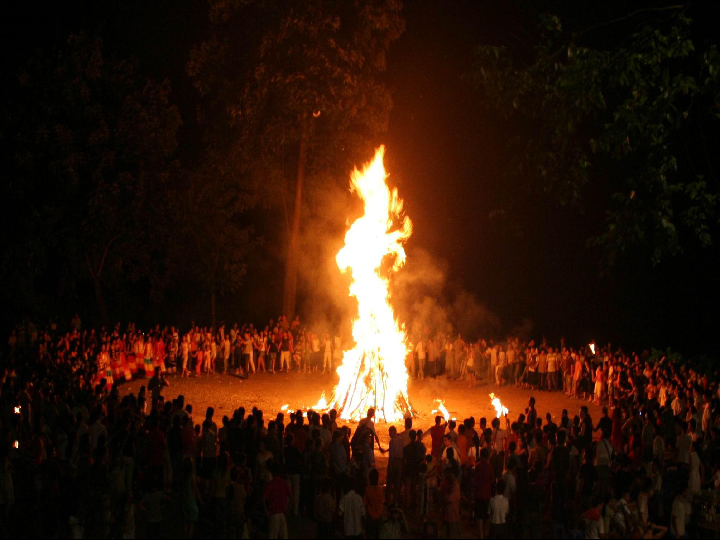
[316,146,415,422]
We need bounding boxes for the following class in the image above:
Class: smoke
[294,173,358,337]
[293,174,503,344]
[390,247,501,343]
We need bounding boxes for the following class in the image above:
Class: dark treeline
[0,0,405,332]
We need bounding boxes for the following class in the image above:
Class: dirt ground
[121,369,603,446]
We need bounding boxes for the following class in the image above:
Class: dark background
[2,1,717,355]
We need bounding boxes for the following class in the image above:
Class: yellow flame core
[327,146,414,422]
[431,400,450,423]
[489,393,509,418]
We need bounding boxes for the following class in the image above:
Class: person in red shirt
[264,463,292,539]
[474,448,494,539]
[146,417,167,487]
[364,468,385,538]
[429,416,447,459]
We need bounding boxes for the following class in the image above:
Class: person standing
[547,348,558,391]
[280,332,291,373]
[445,339,455,380]
[339,478,365,539]
[264,463,292,539]
[322,334,333,374]
[488,479,509,539]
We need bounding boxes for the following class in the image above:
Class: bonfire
[322,146,414,422]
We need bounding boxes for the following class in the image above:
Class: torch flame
[324,146,414,422]
[280,404,289,412]
[589,343,596,355]
[431,400,451,423]
[489,393,508,418]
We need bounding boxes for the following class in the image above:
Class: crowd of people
[2,315,720,539]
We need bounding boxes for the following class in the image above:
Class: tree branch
[580,5,685,37]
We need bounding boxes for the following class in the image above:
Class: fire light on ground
[489,393,509,418]
[323,146,414,422]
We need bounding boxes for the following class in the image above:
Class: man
[242,331,255,375]
[339,477,365,539]
[356,409,386,454]
[386,426,404,506]
[429,416,447,460]
[264,462,292,539]
[402,431,422,510]
[279,331,292,373]
[475,448,494,539]
[488,479,509,538]
[547,347,558,391]
[322,334,333,373]
[148,367,169,405]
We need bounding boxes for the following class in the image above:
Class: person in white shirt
[488,478,509,538]
[676,421,692,464]
[338,481,365,538]
[322,334,333,373]
[671,485,691,538]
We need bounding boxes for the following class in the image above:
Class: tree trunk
[211,288,217,332]
[282,115,309,319]
[93,277,109,328]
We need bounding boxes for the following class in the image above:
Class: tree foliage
[467,9,720,264]
[1,35,182,322]
[188,0,405,316]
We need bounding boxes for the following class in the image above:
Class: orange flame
[311,392,329,411]
[324,146,414,422]
[431,400,450,423]
[489,393,508,418]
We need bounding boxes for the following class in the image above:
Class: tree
[1,35,182,324]
[167,150,256,330]
[467,8,720,265]
[188,0,405,318]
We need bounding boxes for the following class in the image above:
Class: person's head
[529,397,536,408]
[369,468,379,486]
[496,479,506,496]
[409,430,417,443]
[491,418,500,429]
[480,447,489,461]
[435,415,443,426]
[389,426,397,438]
[404,417,412,430]
[367,408,375,420]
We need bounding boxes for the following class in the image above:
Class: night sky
[3,1,718,355]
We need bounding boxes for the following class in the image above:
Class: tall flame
[326,146,414,422]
